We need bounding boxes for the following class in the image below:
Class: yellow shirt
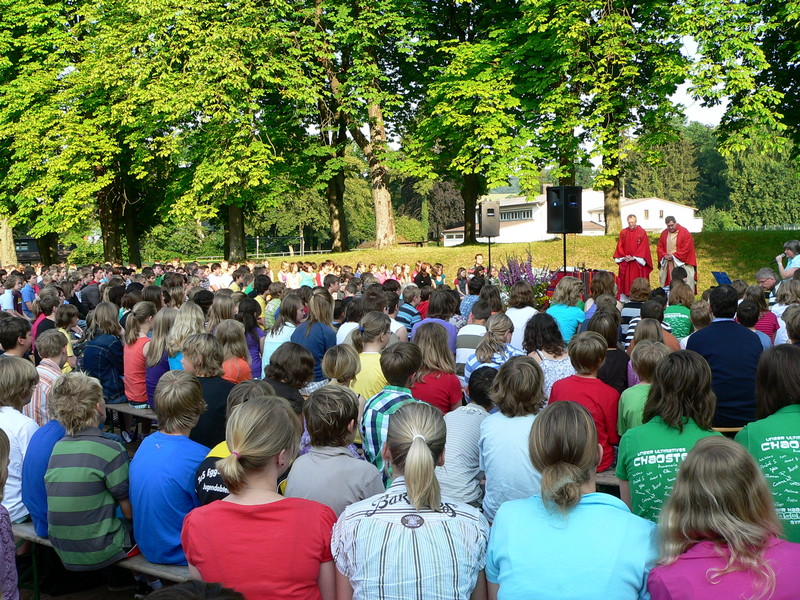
[351,353,387,400]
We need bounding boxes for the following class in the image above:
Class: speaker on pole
[479,201,501,238]
[546,186,583,234]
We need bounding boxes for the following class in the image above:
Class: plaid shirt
[361,386,417,477]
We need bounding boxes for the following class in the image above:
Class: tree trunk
[97,185,123,264]
[0,219,18,266]
[123,203,142,267]
[558,152,576,186]
[349,103,396,249]
[326,168,348,252]
[603,165,623,236]
[461,173,481,244]
[227,203,246,262]
[36,232,59,265]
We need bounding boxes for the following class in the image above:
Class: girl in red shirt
[124,301,157,410]
[410,322,463,414]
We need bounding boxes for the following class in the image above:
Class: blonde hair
[0,355,39,409]
[217,396,301,494]
[166,302,205,357]
[386,402,446,511]
[551,276,583,307]
[303,292,334,333]
[146,308,178,367]
[775,279,800,305]
[86,301,122,340]
[153,370,206,433]
[206,295,236,333]
[36,329,67,360]
[225,379,276,418]
[630,340,670,383]
[124,301,157,345]
[0,429,8,502]
[168,286,185,309]
[490,356,545,417]
[632,318,664,346]
[530,401,599,511]
[412,322,455,381]
[182,333,224,377]
[658,437,781,599]
[322,344,361,384]
[49,372,104,435]
[215,319,250,364]
[476,313,514,363]
[352,311,390,353]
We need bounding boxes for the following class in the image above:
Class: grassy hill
[315,231,791,292]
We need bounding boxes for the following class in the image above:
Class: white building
[441,189,702,246]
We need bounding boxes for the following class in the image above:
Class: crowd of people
[0,242,799,600]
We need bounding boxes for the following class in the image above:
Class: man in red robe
[614,215,653,297]
[657,216,697,289]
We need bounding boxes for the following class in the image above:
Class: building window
[644,210,650,219]
[500,209,533,221]
[659,210,664,218]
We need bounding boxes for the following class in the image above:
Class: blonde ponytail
[476,313,513,363]
[125,301,157,345]
[217,396,301,495]
[386,402,446,511]
[352,311,390,353]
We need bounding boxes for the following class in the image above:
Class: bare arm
[487,581,499,600]
[619,479,632,510]
[471,570,488,600]
[317,561,336,600]
[335,568,353,600]
[395,326,408,342]
[118,497,133,520]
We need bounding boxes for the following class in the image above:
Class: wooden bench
[106,402,158,421]
[13,521,190,598]
[596,470,622,496]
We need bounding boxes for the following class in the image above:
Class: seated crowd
[0,252,800,600]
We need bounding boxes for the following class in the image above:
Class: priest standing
[657,215,697,289]
[614,214,653,298]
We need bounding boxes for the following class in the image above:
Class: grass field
[315,231,792,292]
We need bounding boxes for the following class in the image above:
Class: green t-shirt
[663,305,692,339]
[736,405,800,543]
[616,416,721,522]
[617,383,651,436]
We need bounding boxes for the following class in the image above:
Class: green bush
[395,214,427,243]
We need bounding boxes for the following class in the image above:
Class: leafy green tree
[684,122,730,211]
[726,133,800,227]
[625,129,700,205]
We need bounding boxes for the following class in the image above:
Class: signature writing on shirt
[364,492,458,517]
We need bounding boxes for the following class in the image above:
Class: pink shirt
[648,538,800,600]
[123,337,149,404]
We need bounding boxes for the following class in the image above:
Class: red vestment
[657,224,698,287]
[614,226,654,295]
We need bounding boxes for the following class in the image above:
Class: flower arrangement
[498,249,555,308]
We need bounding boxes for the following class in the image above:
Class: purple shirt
[246,328,265,379]
[648,538,800,600]
[410,318,458,354]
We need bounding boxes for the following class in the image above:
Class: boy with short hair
[130,371,208,565]
[26,329,67,427]
[436,365,496,507]
[395,286,422,330]
[0,316,32,357]
[550,331,621,472]
[680,300,712,349]
[285,385,383,515]
[360,342,422,475]
[0,355,40,523]
[45,372,131,570]
[618,341,670,435]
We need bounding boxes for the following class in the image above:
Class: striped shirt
[361,386,417,475]
[623,317,672,349]
[26,359,60,427]
[332,478,489,600]
[396,303,422,331]
[463,345,526,384]
[435,404,489,505]
[45,429,130,570]
[455,324,486,376]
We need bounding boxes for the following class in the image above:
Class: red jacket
[657,224,697,285]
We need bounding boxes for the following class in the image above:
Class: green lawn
[315,231,791,292]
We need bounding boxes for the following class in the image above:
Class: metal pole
[488,237,492,275]
[562,233,567,274]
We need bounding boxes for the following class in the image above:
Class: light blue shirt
[787,254,800,274]
[478,412,540,522]
[546,304,586,342]
[487,493,657,600]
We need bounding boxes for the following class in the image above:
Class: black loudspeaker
[479,201,501,238]
[546,186,583,234]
